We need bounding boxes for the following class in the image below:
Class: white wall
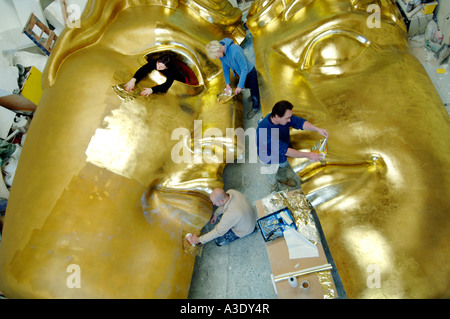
[436,0,450,44]
[0,0,48,50]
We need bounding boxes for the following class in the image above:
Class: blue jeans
[0,198,7,215]
[214,229,240,246]
[260,159,291,182]
[214,227,258,246]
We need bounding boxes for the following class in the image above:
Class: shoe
[277,178,297,187]
[246,108,259,119]
[269,183,279,192]
[436,44,450,64]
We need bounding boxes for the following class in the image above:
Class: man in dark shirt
[124,54,185,96]
[257,100,329,188]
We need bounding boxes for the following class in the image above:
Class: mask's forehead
[45,0,244,87]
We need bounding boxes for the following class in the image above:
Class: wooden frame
[22,13,58,56]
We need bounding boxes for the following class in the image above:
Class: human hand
[211,215,218,224]
[140,88,153,96]
[225,84,232,96]
[234,87,242,95]
[124,78,136,92]
[317,128,329,139]
[307,152,325,162]
[187,234,200,245]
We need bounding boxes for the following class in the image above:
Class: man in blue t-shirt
[256,100,329,188]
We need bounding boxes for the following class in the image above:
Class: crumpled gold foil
[261,190,320,245]
[217,92,237,104]
[112,84,140,102]
[317,270,335,299]
[311,138,328,164]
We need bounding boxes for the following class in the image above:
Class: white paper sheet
[283,228,319,259]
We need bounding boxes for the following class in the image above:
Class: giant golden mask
[248,0,450,298]
[0,0,246,298]
[1,0,449,299]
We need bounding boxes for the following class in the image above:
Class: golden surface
[0,0,245,298]
[2,0,449,299]
[248,0,450,298]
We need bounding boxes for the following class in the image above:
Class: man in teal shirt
[206,38,261,119]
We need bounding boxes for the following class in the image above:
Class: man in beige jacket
[187,188,257,246]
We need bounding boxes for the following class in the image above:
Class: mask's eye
[302,31,371,74]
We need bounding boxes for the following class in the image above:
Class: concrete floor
[188,28,450,299]
[188,31,280,299]
[187,30,346,299]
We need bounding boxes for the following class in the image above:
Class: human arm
[232,47,249,91]
[284,119,328,162]
[197,210,236,244]
[151,66,180,93]
[132,62,155,83]
[285,148,324,162]
[221,59,232,87]
[124,62,155,92]
[186,213,219,245]
[302,121,329,138]
[151,77,173,93]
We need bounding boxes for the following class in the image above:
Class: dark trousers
[214,229,240,246]
[244,67,261,110]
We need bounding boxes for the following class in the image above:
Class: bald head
[210,188,229,207]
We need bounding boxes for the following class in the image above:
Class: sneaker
[277,178,297,187]
[246,108,259,119]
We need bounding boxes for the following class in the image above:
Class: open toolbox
[257,207,296,242]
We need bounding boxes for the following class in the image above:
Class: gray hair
[206,40,222,59]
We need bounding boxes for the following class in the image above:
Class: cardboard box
[255,190,342,299]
